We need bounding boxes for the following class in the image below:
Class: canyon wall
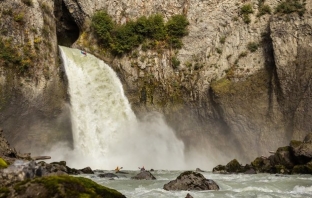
[0,0,311,164]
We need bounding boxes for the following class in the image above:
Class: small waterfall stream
[58,46,186,170]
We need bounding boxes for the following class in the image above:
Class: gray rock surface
[131,171,156,180]
[163,171,219,191]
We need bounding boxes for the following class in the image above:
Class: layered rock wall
[0,0,311,165]
[65,0,312,163]
[0,0,71,154]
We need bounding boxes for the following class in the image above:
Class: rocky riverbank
[213,133,312,174]
[0,128,126,197]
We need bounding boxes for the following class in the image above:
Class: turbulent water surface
[81,170,312,198]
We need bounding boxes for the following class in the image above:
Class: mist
[49,46,228,171]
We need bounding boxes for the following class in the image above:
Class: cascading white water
[58,46,186,170]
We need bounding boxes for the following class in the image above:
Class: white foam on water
[291,185,312,195]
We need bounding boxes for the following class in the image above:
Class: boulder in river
[163,171,219,191]
[98,173,119,178]
[131,170,156,180]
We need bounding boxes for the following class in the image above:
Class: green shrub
[241,4,253,24]
[257,4,272,16]
[91,11,114,44]
[241,4,254,15]
[14,13,24,23]
[21,0,33,6]
[138,14,166,40]
[40,2,51,14]
[91,11,189,55]
[166,14,189,38]
[247,42,259,52]
[220,36,226,44]
[216,48,222,54]
[239,51,248,58]
[167,37,183,49]
[243,15,251,24]
[3,9,13,15]
[275,0,306,16]
[110,21,141,54]
[171,56,180,69]
[0,38,33,75]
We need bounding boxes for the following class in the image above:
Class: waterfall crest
[57,46,186,170]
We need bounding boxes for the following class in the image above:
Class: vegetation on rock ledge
[275,0,306,15]
[91,11,189,55]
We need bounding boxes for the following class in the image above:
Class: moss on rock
[0,158,8,169]
[226,159,242,173]
[290,140,302,148]
[13,175,126,198]
[0,187,10,198]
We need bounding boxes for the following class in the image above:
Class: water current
[81,170,312,198]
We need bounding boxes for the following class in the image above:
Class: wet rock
[269,146,294,169]
[244,168,257,174]
[212,165,227,173]
[98,173,119,178]
[163,171,219,191]
[0,129,17,163]
[214,133,312,174]
[0,160,43,187]
[303,133,312,143]
[213,159,250,174]
[196,168,205,172]
[290,134,312,164]
[79,166,94,174]
[251,157,271,173]
[225,159,242,173]
[185,193,194,198]
[131,171,156,180]
[292,161,312,174]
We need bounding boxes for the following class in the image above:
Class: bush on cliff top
[91,11,189,55]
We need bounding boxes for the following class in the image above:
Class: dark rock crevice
[54,0,80,47]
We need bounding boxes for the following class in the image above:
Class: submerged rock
[196,168,206,172]
[98,173,119,178]
[131,171,156,180]
[163,171,219,191]
[79,166,94,174]
[185,193,194,198]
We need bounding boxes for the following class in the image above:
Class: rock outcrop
[0,0,71,155]
[0,175,126,198]
[131,170,156,180]
[163,171,219,191]
[213,133,312,174]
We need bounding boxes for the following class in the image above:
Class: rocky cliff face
[0,0,311,165]
[0,0,71,154]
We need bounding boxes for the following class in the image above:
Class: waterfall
[58,46,186,170]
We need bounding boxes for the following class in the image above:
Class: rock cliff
[0,0,71,154]
[0,0,311,165]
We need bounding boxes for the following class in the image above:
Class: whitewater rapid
[56,46,186,170]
